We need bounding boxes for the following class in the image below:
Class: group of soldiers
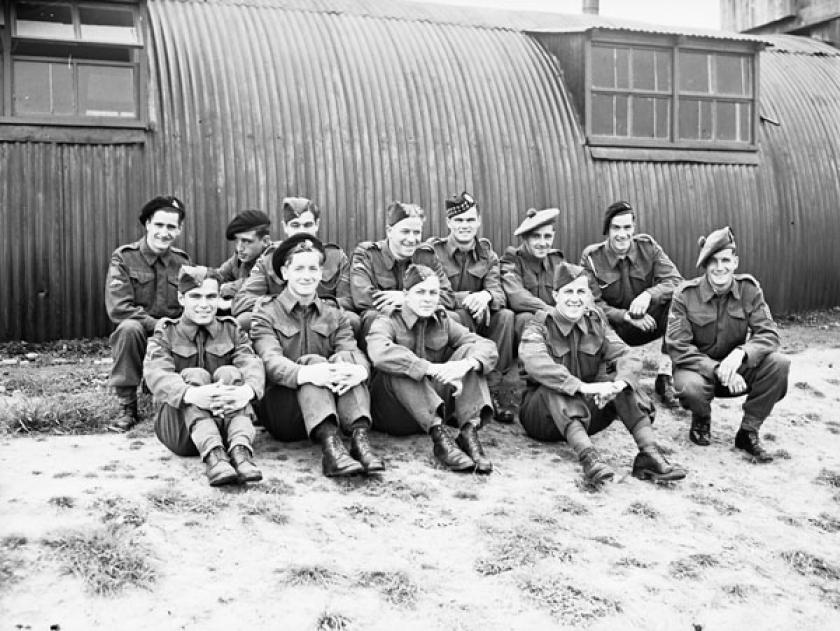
[104,192,790,486]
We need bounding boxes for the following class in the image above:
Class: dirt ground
[1,318,840,630]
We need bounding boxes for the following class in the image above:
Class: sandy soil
[1,331,840,630]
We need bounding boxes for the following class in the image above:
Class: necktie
[414,319,427,359]
[569,327,581,378]
[196,326,207,370]
[618,257,634,308]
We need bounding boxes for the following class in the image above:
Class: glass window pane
[655,98,670,138]
[592,45,616,88]
[13,60,74,115]
[715,54,746,95]
[592,92,614,135]
[680,51,710,93]
[717,101,737,140]
[615,95,629,136]
[679,98,699,139]
[632,48,655,91]
[741,57,753,97]
[655,50,671,92]
[78,64,136,117]
[615,48,629,89]
[699,100,713,139]
[738,102,752,142]
[15,2,74,40]
[79,6,138,44]
[632,96,655,137]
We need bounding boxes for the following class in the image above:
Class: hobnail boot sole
[632,467,687,482]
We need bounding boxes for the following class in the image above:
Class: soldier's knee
[180,367,212,386]
[673,370,706,397]
[765,352,791,375]
[496,308,514,325]
[213,365,243,385]
[114,319,145,339]
[235,312,252,332]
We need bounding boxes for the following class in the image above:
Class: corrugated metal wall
[1,0,839,341]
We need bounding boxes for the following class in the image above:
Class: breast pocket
[688,311,718,347]
[205,339,236,373]
[129,270,155,307]
[166,278,180,310]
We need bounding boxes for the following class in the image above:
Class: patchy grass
[276,565,346,588]
[344,502,394,526]
[240,495,289,525]
[474,528,574,576]
[257,477,296,497]
[0,536,29,588]
[42,526,156,595]
[625,501,659,520]
[809,513,840,533]
[48,495,76,509]
[0,393,119,435]
[95,495,147,528]
[722,583,757,601]
[669,554,720,580]
[453,490,479,500]
[815,469,840,489]
[316,610,353,631]
[357,570,418,607]
[556,494,590,516]
[782,550,840,581]
[614,556,653,569]
[145,485,226,515]
[519,576,622,625]
[688,493,740,516]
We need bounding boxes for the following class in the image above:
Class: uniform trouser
[369,348,494,436]
[610,300,670,351]
[260,355,372,441]
[673,351,790,431]
[155,366,256,458]
[519,384,655,442]
[238,308,361,339]
[453,307,515,375]
[109,319,150,389]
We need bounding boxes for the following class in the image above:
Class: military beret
[271,233,326,277]
[602,200,634,235]
[696,226,737,269]
[139,195,186,225]
[177,265,221,293]
[386,202,425,227]
[445,191,478,218]
[282,197,320,223]
[403,264,437,290]
[225,209,271,240]
[553,262,586,290]
[514,207,559,237]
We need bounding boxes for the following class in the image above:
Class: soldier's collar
[549,309,589,335]
[519,244,553,270]
[605,239,638,268]
[699,275,740,302]
[400,304,443,329]
[279,288,323,313]
[445,233,478,260]
[138,236,172,265]
[179,317,221,341]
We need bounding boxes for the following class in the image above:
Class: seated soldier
[580,201,682,407]
[143,266,265,487]
[666,227,790,463]
[215,210,272,311]
[250,233,383,477]
[349,202,456,342]
[500,207,566,346]
[231,197,354,331]
[519,262,686,484]
[106,195,191,430]
[366,264,498,474]
[428,191,516,422]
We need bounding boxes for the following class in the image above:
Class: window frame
[584,30,761,152]
[0,0,147,131]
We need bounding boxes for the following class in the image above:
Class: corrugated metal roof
[762,32,840,54]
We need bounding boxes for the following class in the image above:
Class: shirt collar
[446,234,478,261]
[278,287,323,314]
[138,236,171,266]
[698,275,740,302]
[400,304,443,330]
[604,239,639,268]
[518,244,552,271]
[549,308,590,335]
[179,317,222,341]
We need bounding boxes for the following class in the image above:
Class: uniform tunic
[366,305,497,434]
[518,308,653,441]
[250,290,371,441]
[105,237,190,388]
[665,274,789,429]
[215,253,260,300]
[500,244,565,343]
[428,234,514,373]
[143,315,265,458]
[580,234,682,347]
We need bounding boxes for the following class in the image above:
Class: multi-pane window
[1,1,143,124]
[588,40,756,148]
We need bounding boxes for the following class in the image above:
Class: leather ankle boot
[350,427,384,473]
[654,374,679,408]
[430,425,474,472]
[734,429,774,463]
[230,445,263,482]
[113,398,139,431]
[456,424,493,474]
[689,414,711,446]
[204,447,238,487]
[321,434,364,477]
[632,446,687,482]
[578,447,615,484]
[491,394,515,424]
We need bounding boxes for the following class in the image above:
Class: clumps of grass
[49,495,75,509]
[815,469,840,488]
[591,535,623,548]
[474,529,574,576]
[357,570,418,608]
[669,554,720,580]
[556,494,589,516]
[811,514,840,533]
[614,557,652,569]
[42,526,156,595]
[722,583,757,601]
[240,496,289,525]
[453,490,479,501]
[793,382,825,398]
[276,565,346,588]
[773,449,792,460]
[361,478,430,502]
[257,477,296,497]
[519,576,621,625]
[0,536,29,588]
[687,493,740,516]
[95,496,147,528]
[145,485,226,515]
[0,393,119,434]
[625,501,659,519]
[782,550,840,581]
[316,610,352,631]
[343,502,394,527]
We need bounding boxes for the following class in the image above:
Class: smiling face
[282,211,320,238]
[404,275,440,318]
[233,229,271,264]
[447,207,480,245]
[522,225,555,259]
[145,209,182,254]
[552,275,590,322]
[705,248,739,293]
[607,212,635,256]
[281,249,323,300]
[386,216,424,260]
[178,278,220,326]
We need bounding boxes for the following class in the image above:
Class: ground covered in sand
[1,315,839,630]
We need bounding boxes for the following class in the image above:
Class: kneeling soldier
[519,263,686,484]
[366,265,498,473]
[250,233,383,477]
[666,227,790,462]
[144,266,265,486]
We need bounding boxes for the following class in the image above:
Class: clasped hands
[184,383,255,417]
[426,358,480,397]
[298,362,369,396]
[462,291,492,325]
[623,291,655,332]
[715,349,747,394]
[578,380,627,409]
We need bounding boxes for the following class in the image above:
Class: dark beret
[553,262,586,290]
[602,200,634,235]
[386,202,425,227]
[282,197,320,223]
[403,264,437,290]
[139,195,186,225]
[696,226,737,268]
[445,191,477,218]
[514,207,559,237]
[225,210,271,240]
[177,265,222,293]
[271,233,326,277]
